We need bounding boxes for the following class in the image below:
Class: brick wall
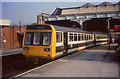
[2,26,25,49]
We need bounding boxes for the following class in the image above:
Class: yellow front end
[22,24,56,59]
[23,45,54,59]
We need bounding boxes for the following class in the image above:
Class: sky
[1,0,120,26]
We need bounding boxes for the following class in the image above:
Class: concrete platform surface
[0,48,22,56]
[15,44,119,78]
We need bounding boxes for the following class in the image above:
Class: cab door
[63,32,68,54]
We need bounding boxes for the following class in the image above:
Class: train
[22,24,108,59]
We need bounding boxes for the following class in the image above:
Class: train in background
[22,24,108,59]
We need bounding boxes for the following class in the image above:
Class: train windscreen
[24,32,51,46]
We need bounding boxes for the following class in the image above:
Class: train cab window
[24,32,51,46]
[74,34,77,41]
[56,32,62,42]
[25,32,33,45]
[78,34,80,41]
[69,33,73,41]
[43,32,51,45]
[33,32,41,45]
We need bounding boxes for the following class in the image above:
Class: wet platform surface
[15,44,119,78]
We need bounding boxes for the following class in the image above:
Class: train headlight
[44,48,50,51]
[24,47,29,50]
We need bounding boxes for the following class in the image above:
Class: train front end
[22,24,56,59]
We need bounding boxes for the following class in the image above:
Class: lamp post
[107,18,111,50]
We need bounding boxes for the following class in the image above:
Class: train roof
[52,25,92,33]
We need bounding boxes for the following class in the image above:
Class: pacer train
[23,24,108,59]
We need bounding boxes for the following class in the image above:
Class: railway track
[2,54,52,78]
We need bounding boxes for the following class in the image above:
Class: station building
[37,2,120,32]
[0,20,25,49]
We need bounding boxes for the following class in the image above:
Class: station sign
[114,25,120,31]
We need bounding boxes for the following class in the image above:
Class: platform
[0,48,22,56]
[14,44,119,78]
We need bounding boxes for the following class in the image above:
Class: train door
[63,32,68,54]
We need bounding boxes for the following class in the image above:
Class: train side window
[81,34,83,40]
[86,34,87,40]
[90,35,91,40]
[69,33,73,41]
[88,34,89,40]
[74,34,77,41]
[83,34,86,40]
[56,32,62,42]
[88,35,90,40]
[97,35,98,39]
[86,34,88,40]
[89,35,91,40]
[91,35,93,40]
[78,34,80,41]
[87,34,89,40]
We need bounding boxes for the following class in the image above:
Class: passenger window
[69,33,73,41]
[91,35,92,40]
[87,35,89,40]
[89,35,91,40]
[74,34,77,41]
[85,34,86,40]
[56,32,62,42]
[81,34,83,40]
[78,34,80,41]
